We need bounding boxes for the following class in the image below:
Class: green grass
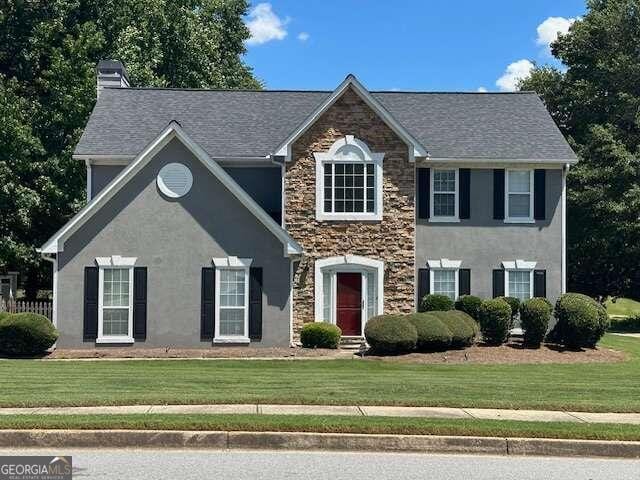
[0,335,639,412]
[0,414,639,441]
[606,297,640,318]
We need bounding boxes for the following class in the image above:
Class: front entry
[336,272,362,336]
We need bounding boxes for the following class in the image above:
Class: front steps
[340,336,366,351]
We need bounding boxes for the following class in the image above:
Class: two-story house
[40,61,577,348]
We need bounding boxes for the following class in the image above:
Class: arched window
[314,136,384,221]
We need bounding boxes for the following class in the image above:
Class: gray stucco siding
[416,168,563,303]
[90,165,124,199]
[58,138,291,348]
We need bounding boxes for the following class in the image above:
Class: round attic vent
[157,163,193,198]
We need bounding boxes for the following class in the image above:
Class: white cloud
[536,16,575,50]
[246,3,289,46]
[496,59,534,92]
[477,87,488,93]
[297,32,309,42]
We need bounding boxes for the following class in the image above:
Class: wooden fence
[0,299,52,321]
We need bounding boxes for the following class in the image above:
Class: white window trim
[212,257,252,344]
[314,255,384,336]
[502,260,537,300]
[427,259,462,300]
[504,168,534,223]
[429,168,460,222]
[96,256,137,344]
[314,136,384,221]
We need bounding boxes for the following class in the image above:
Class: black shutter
[249,267,263,340]
[83,266,99,340]
[201,267,215,341]
[493,169,505,220]
[417,168,430,219]
[492,269,505,298]
[459,168,471,219]
[459,269,471,296]
[133,267,147,340]
[534,169,546,220]
[417,268,429,311]
[534,270,547,298]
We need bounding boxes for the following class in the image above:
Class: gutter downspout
[561,163,570,294]
[40,251,58,349]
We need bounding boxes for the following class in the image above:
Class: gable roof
[272,75,428,162]
[42,122,303,257]
[75,79,578,163]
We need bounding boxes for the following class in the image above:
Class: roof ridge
[102,86,538,95]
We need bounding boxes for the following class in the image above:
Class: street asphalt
[0,448,638,479]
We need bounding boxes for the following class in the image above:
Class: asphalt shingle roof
[75,87,577,161]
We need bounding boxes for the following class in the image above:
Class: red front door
[336,272,362,336]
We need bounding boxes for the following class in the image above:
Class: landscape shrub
[554,293,609,348]
[430,310,476,348]
[454,295,483,321]
[406,313,452,351]
[300,322,342,349]
[520,298,552,348]
[420,294,454,312]
[364,315,417,354]
[478,298,512,345]
[497,296,521,329]
[608,315,640,333]
[0,311,9,322]
[0,313,58,356]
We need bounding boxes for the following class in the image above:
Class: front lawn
[0,335,639,412]
[606,297,640,317]
[1,414,639,441]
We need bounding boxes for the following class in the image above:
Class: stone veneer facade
[285,87,416,338]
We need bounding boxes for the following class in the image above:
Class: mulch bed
[45,339,627,364]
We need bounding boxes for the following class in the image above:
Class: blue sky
[243,0,586,92]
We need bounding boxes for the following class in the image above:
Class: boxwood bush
[0,313,58,356]
[430,310,476,348]
[608,315,640,333]
[497,296,521,329]
[300,322,342,349]
[554,293,610,348]
[454,295,483,321]
[406,313,452,351]
[520,298,552,348]
[420,294,454,312]
[479,298,512,345]
[364,315,417,354]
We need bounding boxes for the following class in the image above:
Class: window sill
[504,218,535,224]
[213,336,251,344]
[96,336,134,344]
[428,217,460,223]
[316,213,382,222]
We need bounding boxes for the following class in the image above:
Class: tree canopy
[0,0,259,297]
[520,0,640,298]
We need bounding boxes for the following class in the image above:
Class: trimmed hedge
[479,298,512,345]
[554,293,609,348]
[454,295,483,321]
[430,310,476,348]
[520,298,552,348]
[364,315,417,354]
[300,322,342,349]
[0,313,58,356]
[420,294,454,312]
[608,315,640,333]
[406,313,452,351]
[497,296,521,330]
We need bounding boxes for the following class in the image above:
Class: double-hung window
[506,270,533,301]
[96,256,136,343]
[315,136,384,221]
[505,170,533,222]
[427,259,462,301]
[430,169,458,221]
[213,257,252,343]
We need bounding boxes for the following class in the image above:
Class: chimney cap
[97,60,129,81]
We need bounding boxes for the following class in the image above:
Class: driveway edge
[0,430,639,458]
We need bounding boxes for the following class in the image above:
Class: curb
[0,430,639,458]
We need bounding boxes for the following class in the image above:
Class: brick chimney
[96,60,130,97]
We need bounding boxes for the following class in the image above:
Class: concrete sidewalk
[1,404,640,425]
